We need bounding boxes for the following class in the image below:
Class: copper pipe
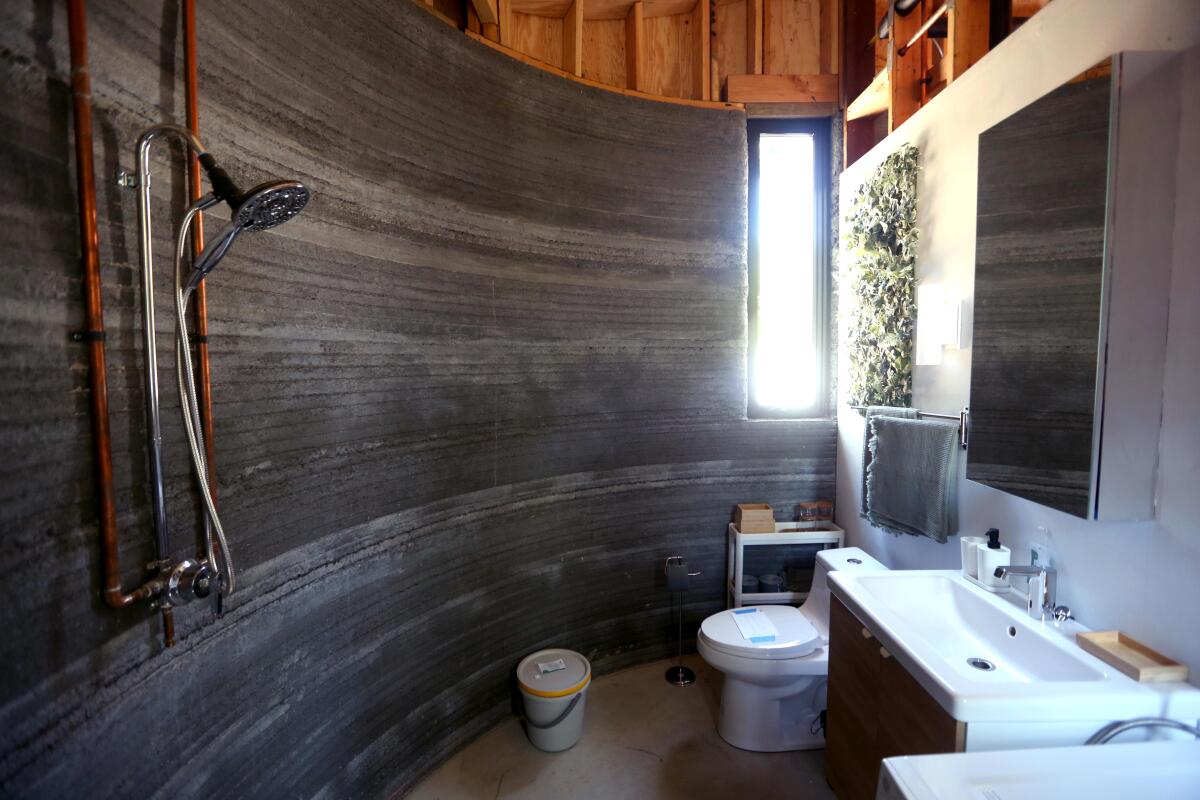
[183,0,219,495]
[67,0,154,609]
[162,607,175,647]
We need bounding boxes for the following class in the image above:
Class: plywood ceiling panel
[644,12,697,99]
[582,19,628,86]
[765,0,821,75]
[714,0,748,95]
[511,11,564,68]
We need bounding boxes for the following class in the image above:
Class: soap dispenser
[977,528,1011,590]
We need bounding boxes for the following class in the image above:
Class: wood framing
[1011,0,1050,17]
[887,4,922,130]
[820,0,840,75]
[473,0,499,25]
[416,0,851,112]
[845,66,887,119]
[726,72,837,103]
[949,0,989,79]
[625,1,645,90]
[499,0,514,45]
[746,0,763,74]
[691,0,711,100]
[563,0,583,75]
[465,28,743,109]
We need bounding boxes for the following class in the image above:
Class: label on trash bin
[537,658,568,674]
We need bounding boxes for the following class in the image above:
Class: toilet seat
[699,605,822,661]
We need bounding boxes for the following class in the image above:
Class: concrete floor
[408,656,836,800]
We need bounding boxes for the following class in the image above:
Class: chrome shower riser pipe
[135,124,208,562]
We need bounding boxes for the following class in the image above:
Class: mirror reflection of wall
[967,60,1112,518]
[967,53,1181,521]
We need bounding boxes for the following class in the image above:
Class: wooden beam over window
[725,73,838,104]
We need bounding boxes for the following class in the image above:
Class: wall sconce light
[915,282,962,366]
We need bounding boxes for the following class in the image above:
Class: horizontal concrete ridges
[0,1,834,797]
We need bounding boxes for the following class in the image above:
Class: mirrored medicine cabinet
[966,51,1185,521]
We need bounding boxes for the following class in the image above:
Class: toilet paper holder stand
[664,556,701,686]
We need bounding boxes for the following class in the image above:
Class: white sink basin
[880,741,1200,800]
[829,570,1200,732]
[850,573,1104,684]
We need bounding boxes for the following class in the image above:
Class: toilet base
[715,675,827,752]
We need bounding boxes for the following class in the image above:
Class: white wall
[835,0,1200,679]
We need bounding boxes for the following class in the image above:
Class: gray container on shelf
[742,574,759,594]
[758,574,785,593]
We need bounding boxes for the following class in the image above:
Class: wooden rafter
[472,0,499,25]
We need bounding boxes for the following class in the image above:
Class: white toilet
[697,546,888,752]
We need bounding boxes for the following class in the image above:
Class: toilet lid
[700,605,822,660]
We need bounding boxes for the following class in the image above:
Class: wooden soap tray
[1076,631,1189,683]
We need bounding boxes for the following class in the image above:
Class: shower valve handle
[153,558,217,608]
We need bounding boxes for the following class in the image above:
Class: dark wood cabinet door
[875,648,965,759]
[825,595,883,800]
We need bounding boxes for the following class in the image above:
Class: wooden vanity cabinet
[825,595,964,800]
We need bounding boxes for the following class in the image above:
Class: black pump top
[986,528,1001,550]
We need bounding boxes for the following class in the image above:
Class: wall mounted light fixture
[915,282,962,365]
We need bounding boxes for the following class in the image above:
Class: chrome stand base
[665,665,696,686]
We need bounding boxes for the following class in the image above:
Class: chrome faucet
[994,565,1072,622]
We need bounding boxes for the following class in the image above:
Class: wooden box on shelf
[734,502,775,533]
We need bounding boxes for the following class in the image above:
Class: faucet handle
[1053,605,1073,624]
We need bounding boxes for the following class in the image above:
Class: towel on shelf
[865,415,960,543]
[860,406,919,516]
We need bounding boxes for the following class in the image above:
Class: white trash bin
[516,648,591,752]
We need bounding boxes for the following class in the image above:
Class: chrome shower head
[232,181,310,231]
[187,158,311,290]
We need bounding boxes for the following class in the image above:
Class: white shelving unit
[727,521,844,608]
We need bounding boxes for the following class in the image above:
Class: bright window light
[753,132,817,412]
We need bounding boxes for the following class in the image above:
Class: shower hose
[172,198,235,595]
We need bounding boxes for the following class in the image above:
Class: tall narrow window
[747,118,831,418]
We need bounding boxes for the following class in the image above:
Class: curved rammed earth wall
[0,0,834,796]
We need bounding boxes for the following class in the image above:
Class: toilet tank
[800,547,888,639]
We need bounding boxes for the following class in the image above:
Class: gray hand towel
[860,406,919,516]
[865,416,960,543]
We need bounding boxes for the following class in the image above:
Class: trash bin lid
[517,648,591,698]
